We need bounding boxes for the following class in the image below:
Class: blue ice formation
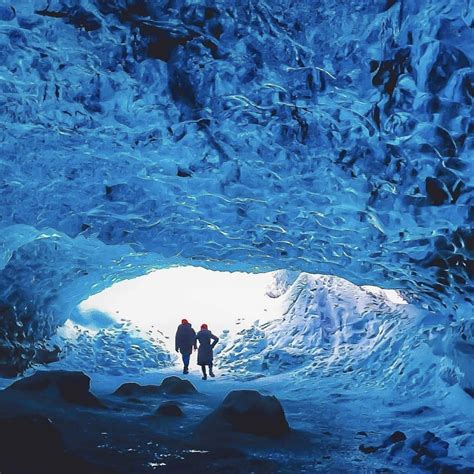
[218,271,474,397]
[0,0,473,374]
[49,319,173,375]
[215,271,474,467]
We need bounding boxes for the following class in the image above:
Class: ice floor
[2,363,471,473]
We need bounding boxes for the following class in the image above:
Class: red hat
[201,323,208,330]
[181,318,188,325]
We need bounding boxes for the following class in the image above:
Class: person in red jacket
[196,324,219,380]
[175,318,196,374]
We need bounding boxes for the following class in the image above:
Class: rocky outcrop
[197,390,290,438]
[0,414,105,473]
[114,376,197,397]
[155,401,183,417]
[8,370,103,408]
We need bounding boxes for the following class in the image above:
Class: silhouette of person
[196,324,219,380]
[175,318,196,374]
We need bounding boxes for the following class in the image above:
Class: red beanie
[201,323,208,330]
[182,318,188,325]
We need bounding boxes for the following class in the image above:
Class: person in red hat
[175,318,197,374]
[196,323,219,380]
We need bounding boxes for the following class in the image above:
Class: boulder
[384,431,407,446]
[0,415,64,472]
[360,430,407,454]
[156,401,183,417]
[409,431,449,460]
[0,414,110,473]
[8,370,103,408]
[114,382,161,397]
[359,444,379,454]
[114,377,197,397]
[160,376,197,395]
[198,390,290,438]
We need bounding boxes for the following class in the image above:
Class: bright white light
[77,269,407,355]
[78,267,279,350]
[362,285,407,305]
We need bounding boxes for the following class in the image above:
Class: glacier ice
[0,0,472,382]
[49,319,173,376]
[216,271,474,398]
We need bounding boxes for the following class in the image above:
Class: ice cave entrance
[77,267,282,352]
[53,268,406,376]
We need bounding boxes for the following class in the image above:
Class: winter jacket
[175,323,197,355]
[196,329,219,366]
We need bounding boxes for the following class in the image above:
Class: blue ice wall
[0,0,472,373]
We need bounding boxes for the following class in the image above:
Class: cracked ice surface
[0,0,473,372]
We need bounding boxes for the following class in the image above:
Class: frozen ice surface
[49,319,174,376]
[217,272,474,399]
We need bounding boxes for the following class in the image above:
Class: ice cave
[0,0,473,472]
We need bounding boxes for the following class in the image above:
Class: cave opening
[43,267,407,380]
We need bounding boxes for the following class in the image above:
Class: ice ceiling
[0,0,472,374]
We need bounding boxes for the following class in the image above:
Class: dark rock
[409,431,449,460]
[114,382,161,397]
[361,431,407,454]
[67,7,102,31]
[388,440,405,458]
[463,387,474,398]
[177,167,193,178]
[33,344,61,365]
[160,376,197,395]
[156,401,183,417]
[8,370,103,408]
[138,20,193,62]
[386,431,407,445]
[114,377,197,397]
[0,414,111,473]
[35,7,68,18]
[426,177,449,205]
[359,444,379,454]
[198,390,290,438]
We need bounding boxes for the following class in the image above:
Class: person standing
[196,324,219,380]
[175,318,196,374]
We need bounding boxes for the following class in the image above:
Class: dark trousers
[201,363,213,375]
[182,353,190,368]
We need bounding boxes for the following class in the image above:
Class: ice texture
[0,0,472,373]
[216,271,474,466]
[217,271,474,398]
[49,320,173,375]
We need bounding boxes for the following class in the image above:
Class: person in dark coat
[196,324,219,380]
[175,318,197,374]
